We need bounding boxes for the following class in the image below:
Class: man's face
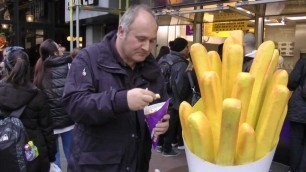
[118,11,157,65]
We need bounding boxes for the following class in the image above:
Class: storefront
[0,0,71,65]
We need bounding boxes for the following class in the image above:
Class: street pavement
[58,138,289,172]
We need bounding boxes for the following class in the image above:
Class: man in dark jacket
[158,38,191,156]
[62,4,170,172]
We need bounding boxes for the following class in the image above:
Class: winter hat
[169,37,188,52]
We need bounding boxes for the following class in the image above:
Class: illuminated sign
[213,21,248,32]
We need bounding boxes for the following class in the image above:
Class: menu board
[212,21,248,32]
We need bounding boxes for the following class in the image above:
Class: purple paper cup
[144,99,170,149]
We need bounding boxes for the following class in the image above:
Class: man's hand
[127,88,156,111]
[153,114,170,136]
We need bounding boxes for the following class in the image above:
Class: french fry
[246,41,275,128]
[190,43,210,83]
[231,72,255,126]
[188,111,215,162]
[255,85,290,160]
[216,98,241,165]
[179,101,194,153]
[221,37,234,89]
[230,30,244,46]
[235,123,256,165]
[208,51,222,79]
[222,44,243,99]
[200,71,222,155]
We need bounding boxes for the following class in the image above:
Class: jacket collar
[95,31,161,81]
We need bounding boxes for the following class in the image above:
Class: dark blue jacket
[159,51,191,110]
[63,31,168,172]
[287,58,306,123]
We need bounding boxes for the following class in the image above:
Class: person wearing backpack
[158,37,192,157]
[33,39,73,170]
[0,49,56,171]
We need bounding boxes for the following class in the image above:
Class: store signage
[68,0,98,8]
[186,25,194,35]
[214,12,248,21]
[212,21,248,32]
[203,23,231,37]
[278,42,294,57]
[65,0,108,22]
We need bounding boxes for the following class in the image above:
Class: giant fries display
[179,30,290,169]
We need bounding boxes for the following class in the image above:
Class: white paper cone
[185,144,276,172]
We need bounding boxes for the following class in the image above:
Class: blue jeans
[55,130,73,168]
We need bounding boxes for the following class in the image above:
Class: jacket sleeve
[288,58,305,91]
[62,51,130,126]
[37,91,56,162]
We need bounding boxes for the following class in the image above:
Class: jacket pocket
[78,149,122,165]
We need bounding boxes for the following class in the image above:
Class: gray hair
[119,4,157,33]
[244,32,256,49]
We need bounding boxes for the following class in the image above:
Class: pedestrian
[33,39,74,170]
[242,32,257,72]
[0,49,56,171]
[156,45,170,62]
[0,46,24,79]
[62,4,170,172]
[158,37,191,156]
[287,56,306,172]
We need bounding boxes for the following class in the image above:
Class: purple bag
[144,99,170,149]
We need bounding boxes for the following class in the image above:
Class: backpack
[158,56,185,93]
[0,106,28,172]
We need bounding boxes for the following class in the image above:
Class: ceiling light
[266,23,285,26]
[250,18,271,22]
[26,14,34,22]
[286,16,306,20]
[236,7,252,14]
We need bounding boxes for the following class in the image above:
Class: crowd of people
[0,3,303,172]
[0,4,170,172]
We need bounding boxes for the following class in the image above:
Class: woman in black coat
[287,57,306,172]
[0,49,56,171]
[34,39,73,169]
